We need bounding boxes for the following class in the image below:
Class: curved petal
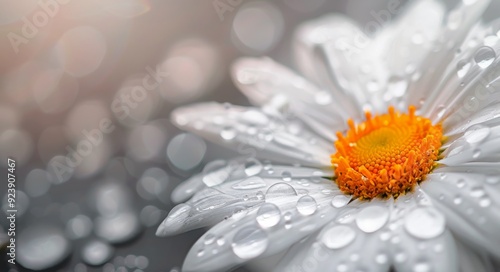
[407,0,491,108]
[293,14,376,113]
[390,189,458,272]
[158,172,338,236]
[232,57,352,141]
[426,28,500,127]
[171,157,334,203]
[374,0,445,76]
[275,199,393,272]
[181,187,344,272]
[170,102,334,167]
[421,173,500,258]
[440,124,500,166]
[456,238,496,272]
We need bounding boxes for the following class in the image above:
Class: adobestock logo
[7,0,70,54]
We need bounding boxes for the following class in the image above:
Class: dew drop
[472,148,481,159]
[413,262,431,272]
[470,186,485,198]
[321,225,356,249]
[204,233,216,245]
[296,195,317,216]
[387,76,408,98]
[265,183,297,199]
[375,254,388,264]
[220,127,237,140]
[456,60,471,78]
[486,175,499,184]
[355,206,389,233]
[231,226,268,259]
[281,171,292,182]
[315,91,332,105]
[464,125,490,144]
[256,203,281,228]
[244,158,263,176]
[479,197,491,207]
[404,207,445,239]
[454,196,463,205]
[474,46,496,69]
[331,195,351,208]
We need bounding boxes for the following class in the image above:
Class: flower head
[158,0,500,271]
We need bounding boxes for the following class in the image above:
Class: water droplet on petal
[231,226,268,259]
[265,182,297,199]
[413,262,431,272]
[321,225,356,249]
[456,60,471,78]
[479,197,491,207]
[296,195,317,216]
[387,76,408,98]
[221,127,237,140]
[464,125,490,144]
[474,46,496,69]
[375,254,388,264]
[244,158,263,176]
[281,171,292,182]
[355,206,389,233]
[404,207,445,239]
[331,195,351,208]
[472,148,481,159]
[256,203,281,228]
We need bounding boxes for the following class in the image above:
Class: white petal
[275,199,392,272]
[456,239,496,272]
[171,102,333,167]
[293,14,378,113]
[440,124,500,165]
[421,173,500,258]
[232,57,351,141]
[407,0,491,109]
[374,0,445,75]
[159,170,337,236]
[181,189,343,272]
[390,190,458,272]
[427,34,500,126]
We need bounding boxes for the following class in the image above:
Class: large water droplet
[331,195,351,208]
[321,225,356,249]
[256,203,281,228]
[221,127,237,140]
[472,148,481,159]
[464,125,490,144]
[265,183,297,199]
[81,240,114,266]
[456,60,471,78]
[17,226,72,271]
[232,176,267,190]
[388,76,408,98]
[231,226,268,259]
[296,195,317,216]
[474,46,496,69]
[404,207,445,239]
[281,171,292,182]
[355,206,389,233]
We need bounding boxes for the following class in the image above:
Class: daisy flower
[157,0,500,271]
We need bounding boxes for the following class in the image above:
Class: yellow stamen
[331,106,443,199]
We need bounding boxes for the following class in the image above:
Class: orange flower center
[331,106,443,199]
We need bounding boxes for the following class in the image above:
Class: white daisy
[157,0,500,271]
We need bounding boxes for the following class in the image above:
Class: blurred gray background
[1,0,500,271]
